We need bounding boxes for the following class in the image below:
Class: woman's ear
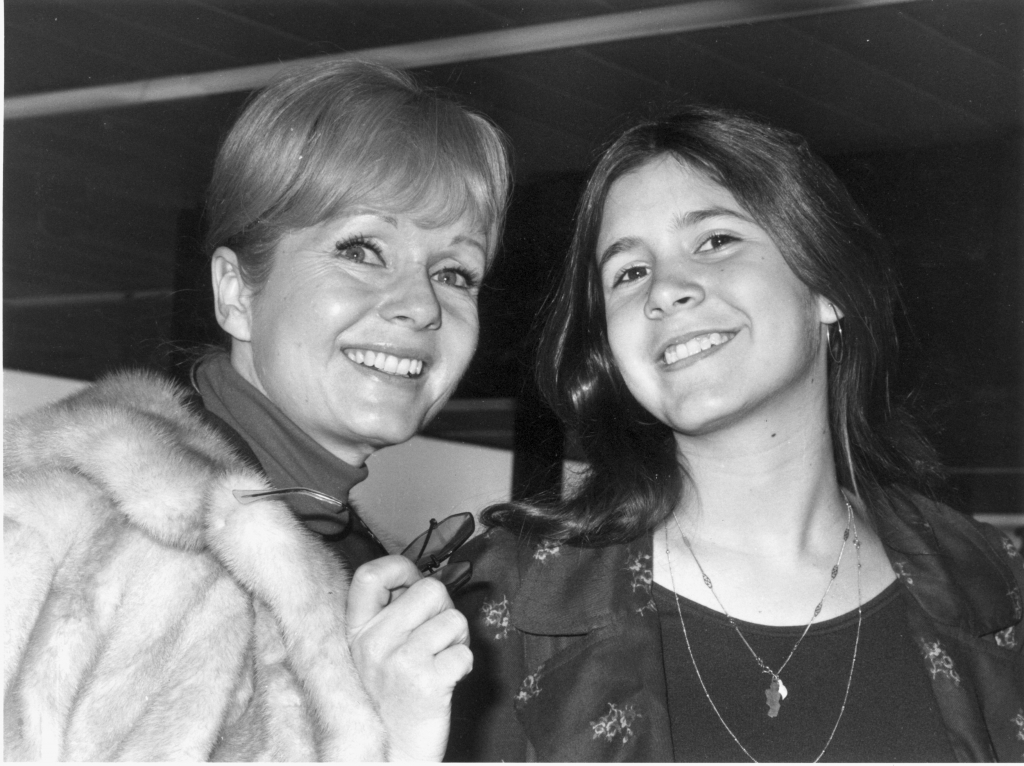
[817,295,844,325]
[211,247,254,342]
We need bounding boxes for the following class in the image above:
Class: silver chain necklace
[674,500,852,717]
[664,505,863,763]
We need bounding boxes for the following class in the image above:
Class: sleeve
[975,520,1024,653]
[446,528,532,762]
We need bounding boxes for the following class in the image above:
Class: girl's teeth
[396,358,411,376]
[663,332,732,364]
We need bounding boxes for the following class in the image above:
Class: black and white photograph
[4,0,1023,761]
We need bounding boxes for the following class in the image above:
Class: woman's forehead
[336,202,487,239]
[359,176,489,224]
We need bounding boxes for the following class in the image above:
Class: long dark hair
[485,105,941,546]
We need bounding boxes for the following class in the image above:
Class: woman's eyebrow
[345,209,399,227]
[451,234,486,256]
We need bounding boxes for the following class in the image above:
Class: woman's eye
[613,265,649,287]
[334,237,384,265]
[432,267,479,290]
[697,233,738,252]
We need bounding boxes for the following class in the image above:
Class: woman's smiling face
[597,155,834,438]
[217,208,486,465]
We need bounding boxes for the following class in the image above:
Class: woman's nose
[379,271,443,330]
[644,266,706,319]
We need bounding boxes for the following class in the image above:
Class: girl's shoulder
[889,489,1021,574]
[454,526,552,602]
[881,488,1023,645]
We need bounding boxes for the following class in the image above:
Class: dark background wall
[4,0,1022,513]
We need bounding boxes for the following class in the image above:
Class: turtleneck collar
[194,351,368,504]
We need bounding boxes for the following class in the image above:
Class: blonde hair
[205,59,511,288]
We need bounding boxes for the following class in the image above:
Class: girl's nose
[644,265,706,319]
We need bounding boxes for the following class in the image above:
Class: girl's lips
[661,331,736,365]
[343,348,425,378]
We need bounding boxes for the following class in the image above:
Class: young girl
[449,107,1024,762]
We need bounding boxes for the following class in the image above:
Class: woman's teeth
[344,349,424,378]
[663,332,733,364]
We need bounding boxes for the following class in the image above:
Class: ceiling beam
[6,0,916,121]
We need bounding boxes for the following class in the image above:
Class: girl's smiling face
[215,207,487,465]
[597,155,836,438]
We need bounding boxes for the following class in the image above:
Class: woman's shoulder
[4,368,266,551]
[6,368,245,474]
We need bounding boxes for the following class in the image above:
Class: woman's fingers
[433,642,474,684]
[346,554,423,636]
[346,558,472,761]
[374,608,472,695]
[349,577,460,672]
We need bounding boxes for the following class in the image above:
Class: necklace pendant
[765,677,787,718]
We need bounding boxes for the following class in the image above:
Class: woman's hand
[347,555,472,762]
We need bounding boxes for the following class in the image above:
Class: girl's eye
[696,232,739,252]
[613,265,649,287]
[334,237,384,265]
[432,266,479,290]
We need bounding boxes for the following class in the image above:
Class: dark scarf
[194,351,387,568]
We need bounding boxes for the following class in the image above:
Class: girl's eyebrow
[672,205,754,230]
[597,236,642,270]
[598,205,756,268]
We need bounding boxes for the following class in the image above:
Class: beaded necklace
[664,506,863,762]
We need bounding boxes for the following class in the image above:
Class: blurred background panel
[4,0,1022,516]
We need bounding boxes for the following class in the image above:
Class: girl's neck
[672,400,846,557]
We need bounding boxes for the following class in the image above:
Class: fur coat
[4,370,386,761]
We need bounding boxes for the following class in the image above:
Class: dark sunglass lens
[428,561,473,594]
[401,513,475,571]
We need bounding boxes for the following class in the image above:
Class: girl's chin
[661,404,744,437]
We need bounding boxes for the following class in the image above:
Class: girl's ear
[817,295,844,325]
[211,247,254,342]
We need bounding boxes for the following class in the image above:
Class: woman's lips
[662,331,736,365]
[343,348,425,378]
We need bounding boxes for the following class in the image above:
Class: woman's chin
[351,421,420,453]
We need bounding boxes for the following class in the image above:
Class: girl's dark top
[448,494,1024,762]
[654,580,956,762]
[194,352,387,568]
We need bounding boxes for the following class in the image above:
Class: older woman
[4,60,509,761]
[449,107,1023,761]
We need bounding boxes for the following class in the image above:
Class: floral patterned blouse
[448,492,1024,762]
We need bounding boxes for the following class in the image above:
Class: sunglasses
[233,487,475,593]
